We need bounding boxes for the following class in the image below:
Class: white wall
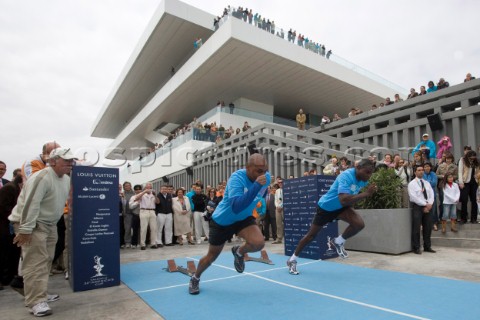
[234,98,273,115]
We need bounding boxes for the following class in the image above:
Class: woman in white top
[441,173,460,233]
[172,188,194,245]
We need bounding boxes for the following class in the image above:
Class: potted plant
[357,167,402,209]
[338,167,412,254]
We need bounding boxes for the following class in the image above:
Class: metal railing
[212,10,407,95]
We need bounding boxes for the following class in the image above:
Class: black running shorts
[312,206,350,226]
[209,216,257,246]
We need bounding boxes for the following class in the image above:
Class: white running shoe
[30,301,52,317]
[329,239,348,258]
[47,293,60,302]
[287,260,299,275]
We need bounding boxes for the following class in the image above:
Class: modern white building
[91,0,405,185]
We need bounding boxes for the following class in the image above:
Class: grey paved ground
[1,240,479,320]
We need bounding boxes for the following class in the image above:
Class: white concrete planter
[338,208,412,254]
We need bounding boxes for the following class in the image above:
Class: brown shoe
[451,219,458,232]
[441,220,447,233]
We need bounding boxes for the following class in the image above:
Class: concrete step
[432,229,480,238]
[431,237,480,248]
[452,222,480,230]
[431,222,480,248]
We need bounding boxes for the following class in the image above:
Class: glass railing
[212,11,407,95]
[218,105,273,122]
[217,105,312,129]
[329,55,407,95]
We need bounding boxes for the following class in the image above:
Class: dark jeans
[53,215,66,264]
[120,215,126,246]
[412,204,433,250]
[131,215,140,246]
[0,228,21,285]
[263,213,277,240]
[437,186,444,219]
[460,181,478,222]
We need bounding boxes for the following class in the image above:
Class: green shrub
[357,167,402,209]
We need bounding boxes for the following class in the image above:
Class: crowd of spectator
[119,179,234,249]
[146,103,253,157]
[316,73,475,123]
[214,6,333,59]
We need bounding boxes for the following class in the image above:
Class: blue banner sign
[283,175,338,260]
[69,166,120,291]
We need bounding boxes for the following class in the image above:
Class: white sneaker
[30,301,52,317]
[329,239,348,258]
[125,244,131,248]
[287,260,299,275]
[47,293,60,302]
[64,271,69,280]
[196,240,202,245]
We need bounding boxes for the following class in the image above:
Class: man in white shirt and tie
[408,165,436,254]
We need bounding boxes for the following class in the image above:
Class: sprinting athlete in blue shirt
[189,153,270,294]
[287,159,377,275]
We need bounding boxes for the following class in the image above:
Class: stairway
[431,222,480,249]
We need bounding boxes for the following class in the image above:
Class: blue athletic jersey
[317,168,368,211]
[212,169,270,226]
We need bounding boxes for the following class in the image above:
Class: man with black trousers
[192,185,209,244]
[263,184,277,241]
[155,185,174,247]
[408,165,436,254]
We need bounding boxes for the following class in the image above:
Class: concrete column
[451,117,461,157]
[466,114,477,149]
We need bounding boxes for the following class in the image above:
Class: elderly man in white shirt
[408,165,436,255]
[129,182,159,250]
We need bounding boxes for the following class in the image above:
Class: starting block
[244,250,274,265]
[167,259,197,277]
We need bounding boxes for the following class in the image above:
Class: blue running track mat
[121,253,480,320]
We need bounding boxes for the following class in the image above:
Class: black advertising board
[283,175,338,260]
[69,166,120,291]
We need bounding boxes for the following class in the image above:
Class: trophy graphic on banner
[93,255,105,277]
[326,236,334,252]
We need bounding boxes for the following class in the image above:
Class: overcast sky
[1,0,479,179]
